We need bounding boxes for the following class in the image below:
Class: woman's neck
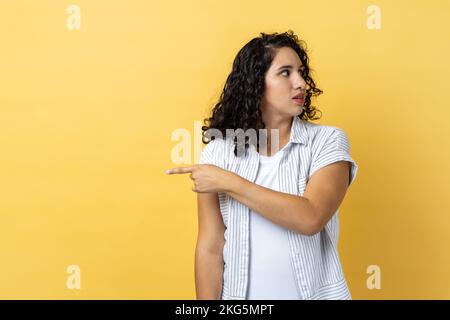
[259,116,293,156]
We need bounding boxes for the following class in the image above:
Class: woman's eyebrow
[277,64,305,71]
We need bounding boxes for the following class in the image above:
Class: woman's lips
[292,97,304,105]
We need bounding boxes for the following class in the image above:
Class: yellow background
[1,0,449,299]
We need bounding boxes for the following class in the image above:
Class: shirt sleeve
[198,138,222,166]
[309,127,358,187]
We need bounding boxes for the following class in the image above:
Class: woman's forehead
[270,47,302,69]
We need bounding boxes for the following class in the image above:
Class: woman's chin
[292,106,304,116]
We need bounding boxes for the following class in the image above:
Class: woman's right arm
[195,192,225,300]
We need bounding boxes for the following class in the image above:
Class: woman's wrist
[221,171,244,194]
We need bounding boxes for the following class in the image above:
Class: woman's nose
[293,73,306,90]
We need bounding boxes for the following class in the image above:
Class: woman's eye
[282,69,305,77]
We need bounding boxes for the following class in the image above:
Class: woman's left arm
[224,160,351,236]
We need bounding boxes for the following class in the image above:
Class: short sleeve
[309,127,358,187]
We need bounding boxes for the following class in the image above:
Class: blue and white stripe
[199,116,358,300]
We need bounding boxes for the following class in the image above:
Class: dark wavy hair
[201,30,323,156]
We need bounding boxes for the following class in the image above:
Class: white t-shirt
[247,147,300,300]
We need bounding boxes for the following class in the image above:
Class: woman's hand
[166,164,237,193]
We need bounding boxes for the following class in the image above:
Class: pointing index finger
[166,166,194,175]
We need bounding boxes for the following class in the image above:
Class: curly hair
[201,30,323,156]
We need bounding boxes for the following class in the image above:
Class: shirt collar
[240,116,308,158]
[288,116,308,146]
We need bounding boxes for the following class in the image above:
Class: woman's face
[261,46,307,119]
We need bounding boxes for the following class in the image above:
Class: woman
[167,30,358,300]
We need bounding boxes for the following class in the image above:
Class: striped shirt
[198,116,358,300]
